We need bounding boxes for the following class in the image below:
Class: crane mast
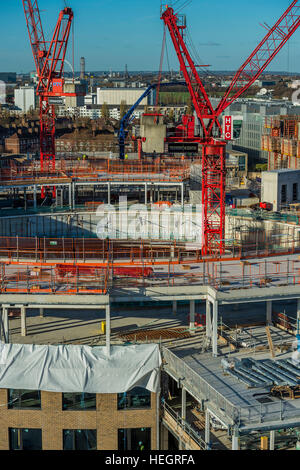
[161,2,300,256]
[22,0,74,196]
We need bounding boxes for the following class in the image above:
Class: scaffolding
[262,116,300,170]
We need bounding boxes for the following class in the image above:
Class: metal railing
[162,400,207,450]
[0,263,109,295]
[162,347,300,430]
[0,242,300,293]
[0,159,191,184]
[162,347,238,423]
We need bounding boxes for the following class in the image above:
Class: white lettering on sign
[223,116,232,140]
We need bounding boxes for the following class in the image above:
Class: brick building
[0,388,158,450]
[0,342,160,451]
[55,133,135,154]
[5,130,39,154]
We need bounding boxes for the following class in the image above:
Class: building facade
[0,388,157,450]
[14,86,36,113]
[5,131,39,154]
[261,169,300,211]
[96,88,154,107]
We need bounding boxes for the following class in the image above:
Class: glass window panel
[9,428,42,450]
[8,390,41,410]
[62,392,96,411]
[9,429,21,451]
[118,428,151,451]
[63,430,97,450]
[117,387,151,410]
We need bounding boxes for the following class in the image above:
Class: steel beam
[266,300,272,325]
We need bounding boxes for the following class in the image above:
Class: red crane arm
[22,0,48,78]
[38,7,73,96]
[22,0,74,183]
[215,0,300,119]
[22,0,73,96]
[161,7,221,138]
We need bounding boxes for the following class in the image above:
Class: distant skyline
[0,0,299,74]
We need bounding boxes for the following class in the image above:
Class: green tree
[120,100,128,120]
[101,102,109,121]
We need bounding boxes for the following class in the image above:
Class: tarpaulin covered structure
[0,342,161,394]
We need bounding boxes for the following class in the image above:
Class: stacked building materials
[262,116,300,170]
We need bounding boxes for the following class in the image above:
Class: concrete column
[21,306,27,337]
[189,300,195,333]
[181,387,186,421]
[266,300,272,325]
[172,300,177,315]
[270,430,275,451]
[206,300,212,338]
[107,182,111,205]
[39,308,44,318]
[24,188,27,211]
[181,184,184,206]
[0,308,2,341]
[68,183,72,209]
[106,304,111,357]
[297,299,300,323]
[232,430,240,450]
[72,182,76,210]
[2,307,9,344]
[205,410,210,449]
[212,300,218,357]
[33,185,37,210]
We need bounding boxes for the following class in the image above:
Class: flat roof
[163,325,300,432]
[264,169,300,174]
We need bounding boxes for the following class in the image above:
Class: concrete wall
[262,170,300,211]
[226,214,300,250]
[140,115,166,154]
[97,88,149,106]
[1,211,299,248]
[0,208,202,242]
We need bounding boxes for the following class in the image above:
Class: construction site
[1,0,300,453]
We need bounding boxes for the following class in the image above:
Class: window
[118,428,151,451]
[117,387,151,410]
[62,392,96,411]
[63,430,97,450]
[281,184,287,204]
[8,389,41,410]
[9,428,42,450]
[293,183,298,201]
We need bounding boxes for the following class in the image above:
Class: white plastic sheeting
[0,342,161,393]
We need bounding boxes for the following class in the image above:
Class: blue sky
[0,0,299,73]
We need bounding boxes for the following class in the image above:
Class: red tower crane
[161,1,300,256]
[22,0,74,197]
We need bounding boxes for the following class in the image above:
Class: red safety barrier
[55,264,103,277]
[113,267,154,278]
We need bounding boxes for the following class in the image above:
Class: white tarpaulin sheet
[0,342,161,393]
